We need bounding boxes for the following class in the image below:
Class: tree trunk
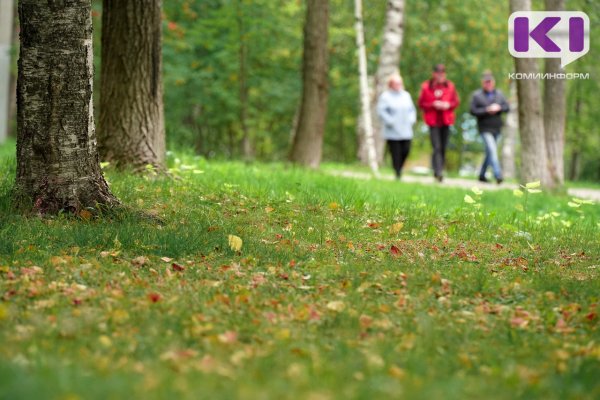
[237,0,253,162]
[16,0,118,214]
[357,0,404,166]
[543,0,566,188]
[0,0,14,144]
[510,0,549,185]
[98,0,165,170]
[289,0,329,169]
[354,0,379,175]
[501,80,518,179]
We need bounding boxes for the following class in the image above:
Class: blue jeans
[480,132,502,180]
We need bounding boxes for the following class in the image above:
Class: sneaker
[478,176,490,183]
[496,178,503,185]
[435,175,444,183]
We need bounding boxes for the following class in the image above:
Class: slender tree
[289,0,329,168]
[0,0,14,144]
[543,0,566,188]
[16,0,118,214]
[357,0,405,166]
[354,0,379,175]
[98,0,165,170]
[501,80,518,180]
[237,0,253,161]
[510,0,549,185]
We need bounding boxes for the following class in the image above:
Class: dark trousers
[387,139,411,177]
[429,126,450,178]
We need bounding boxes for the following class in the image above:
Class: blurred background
[1,0,599,181]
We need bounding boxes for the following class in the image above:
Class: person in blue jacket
[377,74,417,179]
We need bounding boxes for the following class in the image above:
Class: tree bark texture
[98,0,165,170]
[543,0,566,188]
[289,0,329,169]
[354,0,379,175]
[501,80,518,180]
[237,0,253,161]
[357,0,404,165]
[16,0,118,214]
[0,0,14,143]
[511,0,549,185]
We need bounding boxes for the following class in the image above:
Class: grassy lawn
[0,143,598,399]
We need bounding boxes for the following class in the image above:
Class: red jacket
[418,80,460,127]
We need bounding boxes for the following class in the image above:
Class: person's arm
[418,85,434,111]
[470,92,488,117]
[498,91,510,113]
[377,94,395,126]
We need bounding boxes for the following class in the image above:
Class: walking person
[377,74,417,179]
[418,64,460,182]
[470,70,510,184]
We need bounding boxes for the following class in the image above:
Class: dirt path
[328,170,600,202]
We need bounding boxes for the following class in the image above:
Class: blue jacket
[377,89,416,141]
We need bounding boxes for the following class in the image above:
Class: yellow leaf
[79,210,92,220]
[329,202,339,210]
[471,187,483,196]
[228,235,243,252]
[98,335,112,348]
[464,195,476,204]
[326,301,345,312]
[513,189,524,198]
[388,222,404,234]
[525,181,541,189]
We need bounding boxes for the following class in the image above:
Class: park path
[328,169,600,202]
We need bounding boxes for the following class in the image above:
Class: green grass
[0,142,598,400]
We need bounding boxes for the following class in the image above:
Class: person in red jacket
[418,64,460,182]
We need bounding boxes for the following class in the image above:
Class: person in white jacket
[377,74,417,179]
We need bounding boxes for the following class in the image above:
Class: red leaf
[171,263,185,272]
[148,292,161,303]
[390,245,401,256]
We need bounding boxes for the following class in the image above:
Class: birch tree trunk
[16,0,119,214]
[510,0,549,185]
[354,0,379,175]
[98,0,165,170]
[289,0,329,169]
[357,0,404,166]
[543,0,566,188]
[501,80,518,180]
[0,0,14,144]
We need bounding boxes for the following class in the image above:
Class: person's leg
[482,132,503,181]
[398,140,411,172]
[440,126,450,169]
[387,140,402,178]
[429,127,443,179]
[479,132,491,181]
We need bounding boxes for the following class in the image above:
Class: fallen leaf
[327,301,345,312]
[228,235,243,252]
[171,263,185,272]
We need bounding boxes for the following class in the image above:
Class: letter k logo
[514,17,561,52]
[508,11,590,68]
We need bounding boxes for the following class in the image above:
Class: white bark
[0,0,14,144]
[358,0,405,166]
[502,80,518,179]
[354,0,379,176]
